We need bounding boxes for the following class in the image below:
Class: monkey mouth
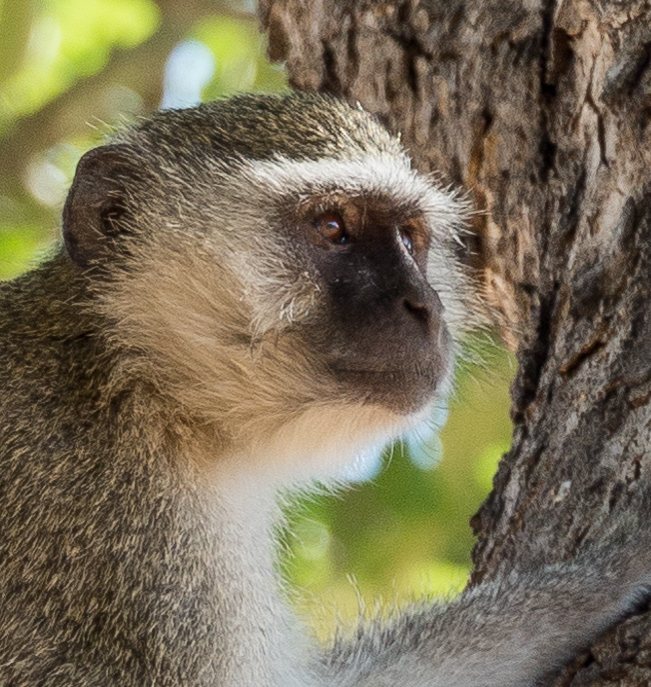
[329,364,449,414]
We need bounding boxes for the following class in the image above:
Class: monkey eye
[314,212,349,245]
[398,227,414,255]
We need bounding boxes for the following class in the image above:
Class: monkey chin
[210,373,447,496]
[210,401,434,502]
[333,364,451,417]
[204,335,455,495]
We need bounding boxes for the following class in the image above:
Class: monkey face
[62,95,476,468]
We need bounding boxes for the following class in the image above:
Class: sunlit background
[0,0,513,639]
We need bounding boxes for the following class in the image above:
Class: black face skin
[284,193,452,415]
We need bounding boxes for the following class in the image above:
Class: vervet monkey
[0,92,649,687]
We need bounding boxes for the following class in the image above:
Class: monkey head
[61,94,476,481]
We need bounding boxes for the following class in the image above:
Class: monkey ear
[62,145,135,270]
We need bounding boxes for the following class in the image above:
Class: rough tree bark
[259,1,651,684]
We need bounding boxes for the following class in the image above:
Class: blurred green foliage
[0,0,159,124]
[0,0,514,638]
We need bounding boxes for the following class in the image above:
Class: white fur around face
[243,153,463,235]
[211,400,433,504]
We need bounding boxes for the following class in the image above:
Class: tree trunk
[259,1,651,683]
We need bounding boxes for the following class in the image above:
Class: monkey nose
[402,296,431,324]
[398,281,444,330]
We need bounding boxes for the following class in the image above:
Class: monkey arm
[322,552,651,687]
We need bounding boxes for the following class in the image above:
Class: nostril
[403,298,430,324]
